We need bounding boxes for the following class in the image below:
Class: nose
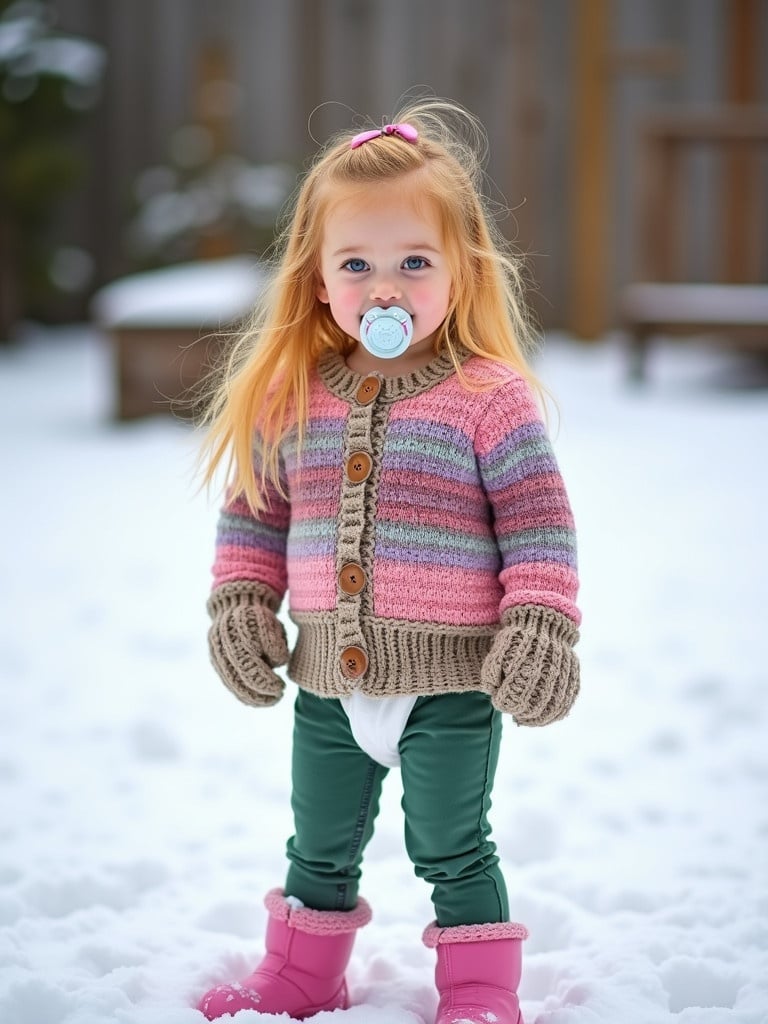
[369,274,401,305]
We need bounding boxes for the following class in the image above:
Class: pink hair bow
[350,122,418,149]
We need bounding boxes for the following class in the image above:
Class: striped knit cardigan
[211,349,580,700]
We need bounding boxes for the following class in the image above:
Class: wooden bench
[92,257,266,419]
[620,107,768,381]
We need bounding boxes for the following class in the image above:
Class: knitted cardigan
[211,349,579,698]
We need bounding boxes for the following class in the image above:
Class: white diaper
[340,691,418,768]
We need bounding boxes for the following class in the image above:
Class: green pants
[284,689,508,927]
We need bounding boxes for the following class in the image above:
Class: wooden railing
[620,106,768,380]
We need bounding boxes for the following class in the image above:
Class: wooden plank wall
[52,0,768,334]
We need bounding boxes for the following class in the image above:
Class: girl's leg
[399,691,508,927]
[285,689,389,911]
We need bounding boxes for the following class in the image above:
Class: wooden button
[338,563,366,595]
[339,646,368,679]
[346,451,372,483]
[355,376,381,404]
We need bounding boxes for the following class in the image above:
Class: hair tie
[350,122,418,149]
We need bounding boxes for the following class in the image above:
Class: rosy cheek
[338,286,363,310]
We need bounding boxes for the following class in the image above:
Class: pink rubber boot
[423,919,529,1024]
[198,889,372,1020]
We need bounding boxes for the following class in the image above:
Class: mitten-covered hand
[481,605,580,726]
[207,581,289,707]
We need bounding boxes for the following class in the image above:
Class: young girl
[196,99,580,1024]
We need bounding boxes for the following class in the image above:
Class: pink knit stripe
[377,504,490,536]
[212,546,287,595]
[384,359,520,423]
[472,385,543,449]
[291,497,342,522]
[305,382,352,418]
[373,562,502,624]
[501,557,581,602]
[376,475,489,526]
[422,920,529,947]
[490,472,577,530]
[501,590,580,624]
[288,557,337,611]
[265,888,372,934]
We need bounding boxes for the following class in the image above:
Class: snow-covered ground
[1,326,767,1024]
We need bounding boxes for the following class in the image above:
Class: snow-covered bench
[620,108,768,381]
[91,257,266,419]
[622,283,768,380]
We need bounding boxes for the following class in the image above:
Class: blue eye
[342,258,369,272]
[403,256,428,270]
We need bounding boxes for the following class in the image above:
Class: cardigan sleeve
[475,375,580,625]
[210,436,291,602]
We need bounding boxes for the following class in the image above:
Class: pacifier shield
[360,306,413,358]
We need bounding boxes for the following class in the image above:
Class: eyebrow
[331,243,441,257]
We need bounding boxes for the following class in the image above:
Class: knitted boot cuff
[264,888,372,935]
[422,920,529,947]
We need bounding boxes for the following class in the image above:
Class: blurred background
[1,0,767,411]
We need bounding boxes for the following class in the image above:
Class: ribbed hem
[288,612,498,696]
[265,888,372,934]
[423,920,529,947]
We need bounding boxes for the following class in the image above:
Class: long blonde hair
[199,97,541,512]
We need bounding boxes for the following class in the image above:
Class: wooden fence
[53,0,768,334]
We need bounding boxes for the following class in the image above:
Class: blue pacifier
[360,306,413,358]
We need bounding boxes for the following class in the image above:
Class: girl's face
[316,178,453,369]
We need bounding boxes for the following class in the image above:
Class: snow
[1,324,767,1024]
[91,258,268,328]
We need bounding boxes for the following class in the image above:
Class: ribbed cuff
[423,920,529,947]
[265,888,372,934]
[501,603,579,642]
[208,580,282,615]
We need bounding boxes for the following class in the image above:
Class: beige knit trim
[207,580,282,615]
[288,611,497,697]
[332,392,383,682]
[317,348,468,404]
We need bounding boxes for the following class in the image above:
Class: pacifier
[359,306,413,358]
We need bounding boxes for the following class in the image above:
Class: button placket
[334,376,382,683]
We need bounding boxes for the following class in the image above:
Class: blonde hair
[199,97,542,512]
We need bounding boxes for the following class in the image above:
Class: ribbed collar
[317,347,467,404]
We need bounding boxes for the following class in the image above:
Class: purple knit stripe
[482,451,560,491]
[217,506,288,548]
[386,416,474,449]
[476,418,545,454]
[501,542,577,569]
[374,540,501,572]
[287,535,336,558]
[283,425,347,472]
[377,504,491,537]
[495,478,575,513]
[217,526,287,556]
[382,419,476,479]
[377,474,489,523]
[381,451,478,486]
